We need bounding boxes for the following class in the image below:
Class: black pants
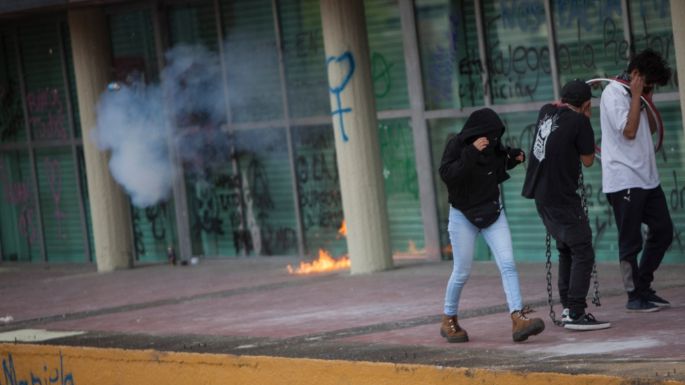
[535,201,594,315]
[606,186,673,300]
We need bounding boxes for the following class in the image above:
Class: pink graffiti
[26,88,67,140]
[0,163,38,245]
[26,88,62,114]
[1,163,29,205]
[3,182,30,205]
[18,207,38,245]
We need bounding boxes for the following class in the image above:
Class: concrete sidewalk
[1,257,684,384]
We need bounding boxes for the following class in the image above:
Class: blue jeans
[444,206,523,316]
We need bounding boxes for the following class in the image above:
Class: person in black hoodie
[438,108,544,343]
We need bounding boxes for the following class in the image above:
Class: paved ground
[1,257,684,383]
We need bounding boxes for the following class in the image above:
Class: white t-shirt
[599,82,659,193]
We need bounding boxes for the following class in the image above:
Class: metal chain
[545,232,563,327]
[591,264,601,306]
[578,169,602,307]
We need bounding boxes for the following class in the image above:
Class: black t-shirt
[521,104,595,206]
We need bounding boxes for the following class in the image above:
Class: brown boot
[511,306,545,342]
[440,315,469,343]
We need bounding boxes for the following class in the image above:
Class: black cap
[561,79,592,107]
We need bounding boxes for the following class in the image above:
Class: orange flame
[338,219,347,238]
[442,244,453,255]
[287,249,350,274]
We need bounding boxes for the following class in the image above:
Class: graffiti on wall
[427,0,677,108]
[26,88,67,141]
[296,131,342,232]
[0,163,38,246]
[371,52,394,99]
[132,202,171,257]
[187,143,298,256]
[1,352,75,385]
[327,51,355,143]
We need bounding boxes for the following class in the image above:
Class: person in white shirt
[600,49,673,313]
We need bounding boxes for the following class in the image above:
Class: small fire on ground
[287,220,350,275]
[337,219,347,238]
[287,248,350,275]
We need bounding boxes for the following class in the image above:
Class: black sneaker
[626,298,660,312]
[643,290,670,308]
[563,313,611,331]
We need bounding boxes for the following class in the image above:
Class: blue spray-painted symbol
[327,51,355,143]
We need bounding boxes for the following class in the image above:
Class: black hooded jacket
[439,108,523,211]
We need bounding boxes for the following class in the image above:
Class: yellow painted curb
[1,343,682,385]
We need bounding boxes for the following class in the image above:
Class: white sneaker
[561,308,571,323]
[563,313,611,331]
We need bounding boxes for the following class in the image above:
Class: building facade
[0,0,683,268]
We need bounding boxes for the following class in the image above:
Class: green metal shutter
[221,0,283,123]
[168,2,219,51]
[17,20,86,262]
[278,0,329,118]
[0,28,26,143]
[416,0,484,109]
[629,0,678,91]
[482,0,554,104]
[293,124,346,257]
[379,118,425,255]
[0,152,40,261]
[364,0,410,111]
[553,0,626,85]
[35,148,85,262]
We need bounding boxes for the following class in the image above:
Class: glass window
[108,9,160,83]
[416,0,484,109]
[483,0,554,104]
[378,118,424,255]
[131,202,177,263]
[221,0,283,122]
[553,0,625,85]
[365,0,410,110]
[629,0,678,92]
[0,28,27,143]
[61,21,82,138]
[19,22,71,142]
[278,0,329,118]
[235,127,298,256]
[168,2,219,51]
[185,126,297,257]
[292,124,346,257]
[0,151,41,261]
[36,148,86,262]
[651,102,684,263]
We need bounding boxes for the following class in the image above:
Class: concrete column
[671,0,685,128]
[320,0,393,274]
[398,0,441,260]
[69,8,133,272]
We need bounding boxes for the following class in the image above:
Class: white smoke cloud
[93,44,227,208]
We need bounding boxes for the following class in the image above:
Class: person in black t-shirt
[522,79,611,331]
